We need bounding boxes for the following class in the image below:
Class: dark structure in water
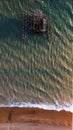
[32,10,48,33]
[23,10,50,38]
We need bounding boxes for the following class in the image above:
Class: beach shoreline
[0,107,72,130]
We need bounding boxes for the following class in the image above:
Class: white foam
[0,102,73,113]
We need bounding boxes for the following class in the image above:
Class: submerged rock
[23,10,50,38]
[32,10,48,33]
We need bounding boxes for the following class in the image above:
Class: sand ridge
[0,107,72,130]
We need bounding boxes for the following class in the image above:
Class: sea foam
[0,102,73,113]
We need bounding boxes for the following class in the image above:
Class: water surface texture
[0,0,73,111]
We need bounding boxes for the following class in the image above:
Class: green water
[0,0,73,106]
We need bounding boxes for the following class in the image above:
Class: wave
[0,101,73,113]
[0,1,73,112]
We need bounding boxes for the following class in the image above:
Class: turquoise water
[0,0,73,111]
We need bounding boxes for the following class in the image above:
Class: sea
[0,0,73,112]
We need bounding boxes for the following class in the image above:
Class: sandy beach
[0,107,72,130]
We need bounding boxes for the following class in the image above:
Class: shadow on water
[0,15,39,41]
[0,14,51,43]
[0,16,23,40]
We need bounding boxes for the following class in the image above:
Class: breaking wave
[0,102,73,113]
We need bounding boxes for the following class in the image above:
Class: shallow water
[0,0,73,112]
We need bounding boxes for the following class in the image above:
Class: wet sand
[0,107,72,130]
